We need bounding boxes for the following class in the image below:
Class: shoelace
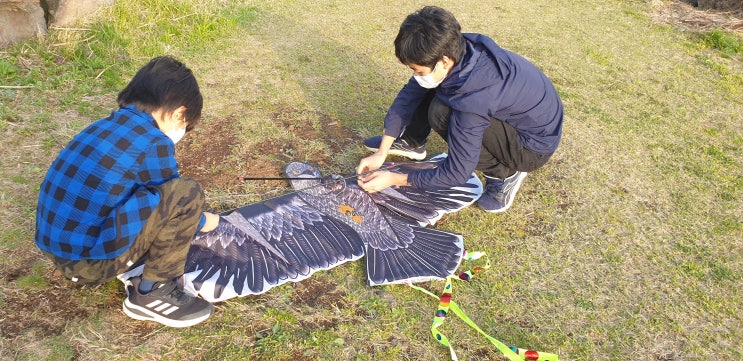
[153,281,191,304]
[486,173,523,195]
[484,179,505,194]
[395,139,425,150]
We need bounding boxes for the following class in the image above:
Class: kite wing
[181,194,365,302]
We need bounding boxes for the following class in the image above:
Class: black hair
[394,6,466,69]
[117,56,203,131]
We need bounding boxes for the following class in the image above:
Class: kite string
[205,163,398,213]
[407,251,560,361]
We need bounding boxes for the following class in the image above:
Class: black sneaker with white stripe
[123,276,213,328]
[477,172,528,213]
[363,135,427,160]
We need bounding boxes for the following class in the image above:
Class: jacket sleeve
[408,110,490,188]
[383,77,430,138]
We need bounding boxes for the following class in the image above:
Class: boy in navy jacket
[358,6,563,213]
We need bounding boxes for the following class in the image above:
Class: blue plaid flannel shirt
[35,105,203,260]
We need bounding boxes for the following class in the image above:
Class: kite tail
[365,225,464,286]
[408,251,560,361]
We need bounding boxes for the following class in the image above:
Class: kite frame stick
[212,163,399,212]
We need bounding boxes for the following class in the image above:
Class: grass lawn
[1,0,741,360]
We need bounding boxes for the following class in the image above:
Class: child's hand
[357,152,386,175]
[200,212,220,232]
[358,171,409,193]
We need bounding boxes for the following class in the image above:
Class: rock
[0,0,115,47]
[0,0,47,47]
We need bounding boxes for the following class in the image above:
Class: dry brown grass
[653,0,743,31]
[1,0,741,360]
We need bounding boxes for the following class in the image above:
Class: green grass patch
[0,0,257,123]
[15,274,48,290]
[40,336,77,361]
[702,28,743,58]
[0,227,32,251]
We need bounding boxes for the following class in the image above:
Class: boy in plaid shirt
[35,56,219,327]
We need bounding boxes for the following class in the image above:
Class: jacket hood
[438,33,512,99]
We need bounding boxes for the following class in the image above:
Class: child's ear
[174,106,187,122]
[442,56,453,69]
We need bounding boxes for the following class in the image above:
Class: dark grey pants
[45,177,205,285]
[401,91,552,179]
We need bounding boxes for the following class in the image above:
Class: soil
[177,106,358,199]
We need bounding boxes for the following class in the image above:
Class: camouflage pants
[45,177,205,285]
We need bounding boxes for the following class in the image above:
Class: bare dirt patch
[177,115,242,190]
[259,104,359,169]
[291,277,348,309]
[0,260,122,339]
[177,107,359,197]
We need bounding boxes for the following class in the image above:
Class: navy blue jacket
[383,33,563,189]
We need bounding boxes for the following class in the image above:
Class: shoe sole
[481,172,527,213]
[123,299,212,328]
[364,145,427,161]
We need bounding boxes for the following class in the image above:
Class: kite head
[285,162,346,197]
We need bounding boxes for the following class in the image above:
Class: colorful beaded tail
[407,251,559,361]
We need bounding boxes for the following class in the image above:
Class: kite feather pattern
[119,154,483,302]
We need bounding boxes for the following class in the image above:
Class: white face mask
[165,127,186,144]
[414,62,446,89]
